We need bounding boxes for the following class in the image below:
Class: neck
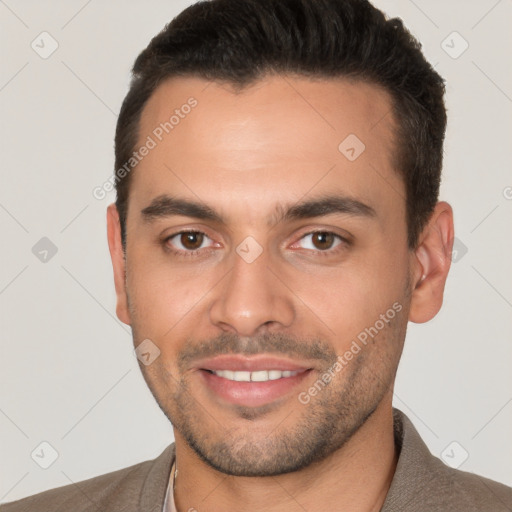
[173,403,397,512]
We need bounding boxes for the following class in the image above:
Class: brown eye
[297,231,343,252]
[180,232,204,250]
[311,232,335,250]
[166,231,212,253]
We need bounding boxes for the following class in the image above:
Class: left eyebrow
[140,193,376,226]
[273,194,377,226]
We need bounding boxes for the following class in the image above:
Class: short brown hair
[114,0,446,249]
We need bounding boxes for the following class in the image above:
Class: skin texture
[107,75,454,511]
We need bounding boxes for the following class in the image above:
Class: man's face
[112,76,416,476]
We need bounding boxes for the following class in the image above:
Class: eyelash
[162,230,216,258]
[162,229,350,258]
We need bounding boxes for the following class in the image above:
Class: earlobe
[106,203,132,325]
[409,201,454,323]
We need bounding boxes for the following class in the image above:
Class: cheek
[296,275,377,346]
[289,250,408,346]
[125,249,217,337]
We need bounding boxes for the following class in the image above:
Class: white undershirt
[162,461,177,512]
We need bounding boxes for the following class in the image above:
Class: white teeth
[212,369,300,382]
[222,370,235,380]
[250,370,269,382]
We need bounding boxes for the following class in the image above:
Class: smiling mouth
[198,366,314,408]
[192,354,317,407]
[203,369,304,382]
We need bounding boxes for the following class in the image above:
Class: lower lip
[199,369,312,408]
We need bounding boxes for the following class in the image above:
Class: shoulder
[426,451,512,510]
[383,409,512,511]
[0,444,175,512]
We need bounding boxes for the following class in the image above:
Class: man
[2,0,511,510]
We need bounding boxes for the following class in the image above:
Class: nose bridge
[209,243,295,335]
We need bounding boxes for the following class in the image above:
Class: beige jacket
[2,409,511,511]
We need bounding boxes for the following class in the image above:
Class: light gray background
[1,0,511,503]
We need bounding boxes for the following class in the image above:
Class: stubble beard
[135,317,406,477]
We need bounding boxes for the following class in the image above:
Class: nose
[208,245,295,337]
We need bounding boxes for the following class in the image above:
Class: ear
[106,203,131,325]
[409,201,454,323]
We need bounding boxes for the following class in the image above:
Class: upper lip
[194,354,314,372]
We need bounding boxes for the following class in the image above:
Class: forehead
[130,75,403,222]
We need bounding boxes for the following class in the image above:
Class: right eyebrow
[141,195,223,223]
